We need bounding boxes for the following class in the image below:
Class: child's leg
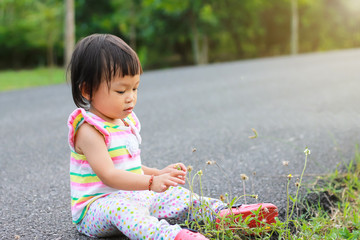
[150,186,278,230]
[150,186,226,222]
[76,191,182,239]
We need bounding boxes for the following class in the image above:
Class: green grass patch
[0,67,66,92]
[289,147,360,240]
[183,145,360,239]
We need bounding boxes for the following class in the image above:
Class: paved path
[1,49,360,239]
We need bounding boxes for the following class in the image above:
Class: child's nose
[126,92,135,102]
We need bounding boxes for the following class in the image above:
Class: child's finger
[174,163,187,172]
[178,163,187,172]
[164,180,178,187]
[177,175,185,180]
[171,170,186,177]
[170,176,185,185]
[173,163,187,173]
[159,184,168,192]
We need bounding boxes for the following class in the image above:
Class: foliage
[0,0,63,68]
[1,0,360,69]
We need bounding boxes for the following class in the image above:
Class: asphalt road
[1,49,360,239]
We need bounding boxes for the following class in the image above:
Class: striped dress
[67,108,143,224]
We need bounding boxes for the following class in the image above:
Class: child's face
[87,74,140,124]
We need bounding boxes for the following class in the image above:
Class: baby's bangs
[100,39,142,84]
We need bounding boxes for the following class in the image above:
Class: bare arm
[75,123,186,192]
[142,165,161,176]
[142,163,187,181]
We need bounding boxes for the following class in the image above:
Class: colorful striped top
[67,108,143,224]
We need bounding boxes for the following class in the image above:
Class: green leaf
[289,195,296,203]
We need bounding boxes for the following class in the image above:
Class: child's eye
[117,91,125,94]
[133,88,138,91]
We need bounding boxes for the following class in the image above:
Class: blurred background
[0,0,360,85]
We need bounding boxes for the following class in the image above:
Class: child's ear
[80,83,90,101]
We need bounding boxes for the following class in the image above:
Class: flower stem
[242,181,247,204]
[289,152,308,220]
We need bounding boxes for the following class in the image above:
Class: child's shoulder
[73,122,106,154]
[68,108,111,151]
[68,108,107,130]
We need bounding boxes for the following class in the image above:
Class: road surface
[1,49,359,239]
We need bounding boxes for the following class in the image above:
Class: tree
[290,0,299,55]
[211,0,265,60]
[0,0,63,68]
[24,1,63,67]
[1,0,360,70]
[64,0,75,68]
[142,0,217,65]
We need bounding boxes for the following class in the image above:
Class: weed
[180,133,359,239]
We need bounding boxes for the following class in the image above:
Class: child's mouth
[124,107,133,113]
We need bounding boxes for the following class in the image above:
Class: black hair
[67,34,143,109]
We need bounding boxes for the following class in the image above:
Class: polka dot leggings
[76,186,225,239]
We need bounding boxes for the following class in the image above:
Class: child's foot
[174,229,209,240]
[216,203,278,229]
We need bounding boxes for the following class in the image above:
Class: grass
[290,147,360,240]
[183,144,360,239]
[0,67,66,92]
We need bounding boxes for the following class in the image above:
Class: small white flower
[282,161,289,166]
[241,174,249,181]
[206,160,216,165]
[304,147,311,156]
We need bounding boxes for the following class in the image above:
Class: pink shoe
[216,203,278,229]
[174,229,209,240]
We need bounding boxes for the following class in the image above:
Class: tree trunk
[64,0,75,68]
[129,1,136,50]
[190,13,200,65]
[199,35,208,64]
[189,11,209,65]
[290,0,299,55]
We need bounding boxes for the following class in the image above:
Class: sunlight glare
[347,0,360,11]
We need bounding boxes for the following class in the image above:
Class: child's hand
[159,163,187,175]
[151,172,186,192]
[158,163,187,183]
